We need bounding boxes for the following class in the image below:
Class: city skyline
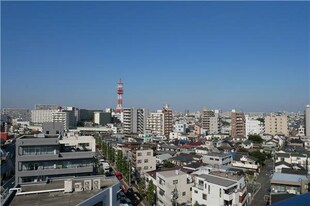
[1,1,309,112]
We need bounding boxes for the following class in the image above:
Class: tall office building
[231,109,246,137]
[31,109,58,124]
[52,109,76,130]
[123,108,147,135]
[264,114,288,136]
[305,105,310,136]
[94,112,111,126]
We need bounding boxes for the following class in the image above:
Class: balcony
[223,192,234,201]
[194,183,204,190]
[19,166,94,177]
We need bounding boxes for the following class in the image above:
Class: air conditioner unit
[74,182,83,192]
[84,180,92,191]
[64,180,73,193]
[93,179,101,190]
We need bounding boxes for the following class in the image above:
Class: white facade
[31,109,58,124]
[174,123,186,133]
[59,133,96,152]
[192,172,249,206]
[52,112,70,130]
[156,170,193,206]
[245,115,264,137]
[147,111,164,136]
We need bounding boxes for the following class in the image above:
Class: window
[182,192,186,196]
[144,166,148,170]
[202,193,207,200]
[147,152,151,156]
[219,188,222,198]
[194,190,198,194]
[210,158,214,160]
[138,160,142,164]
[208,185,210,194]
[144,159,148,163]
[137,152,142,156]
[173,180,178,185]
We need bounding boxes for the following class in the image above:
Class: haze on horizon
[1,1,309,113]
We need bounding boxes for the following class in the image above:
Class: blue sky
[1,1,309,112]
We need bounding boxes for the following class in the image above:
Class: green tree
[146,180,155,204]
[248,134,263,144]
[194,201,200,206]
[238,148,249,153]
[256,118,265,123]
[163,160,175,168]
[249,150,267,165]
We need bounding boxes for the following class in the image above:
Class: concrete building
[271,172,310,195]
[265,114,288,136]
[31,109,58,124]
[52,109,76,130]
[147,110,164,136]
[202,153,232,167]
[245,115,264,137]
[123,108,147,135]
[5,176,121,206]
[192,171,249,206]
[156,169,193,206]
[202,109,221,135]
[163,104,173,138]
[231,110,246,138]
[15,134,96,185]
[305,105,310,136]
[174,123,186,133]
[42,122,64,135]
[131,148,156,175]
[93,112,111,126]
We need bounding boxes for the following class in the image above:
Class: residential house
[156,169,193,206]
[192,171,249,206]
[232,153,260,172]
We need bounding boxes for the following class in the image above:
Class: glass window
[147,152,151,156]
[173,180,178,185]
[138,160,142,164]
[137,152,142,156]
[144,159,148,163]
[202,193,207,200]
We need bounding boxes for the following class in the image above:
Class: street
[250,159,273,206]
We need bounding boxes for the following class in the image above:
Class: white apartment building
[52,110,76,130]
[31,109,58,124]
[202,153,232,167]
[123,108,147,135]
[245,115,264,137]
[192,171,249,206]
[174,123,186,133]
[156,170,193,206]
[147,110,164,136]
[132,149,156,174]
[265,114,288,136]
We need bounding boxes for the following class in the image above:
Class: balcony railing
[194,184,204,190]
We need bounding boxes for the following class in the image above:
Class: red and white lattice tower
[115,78,124,113]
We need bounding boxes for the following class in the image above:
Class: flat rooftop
[9,176,118,206]
[19,134,60,139]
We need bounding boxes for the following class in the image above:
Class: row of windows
[22,146,57,155]
[20,159,93,171]
[137,159,149,164]
[137,151,152,156]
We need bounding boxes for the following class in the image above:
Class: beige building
[131,148,156,175]
[265,114,288,136]
[231,110,245,138]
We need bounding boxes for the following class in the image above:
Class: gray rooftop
[198,174,237,188]
[9,176,118,206]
